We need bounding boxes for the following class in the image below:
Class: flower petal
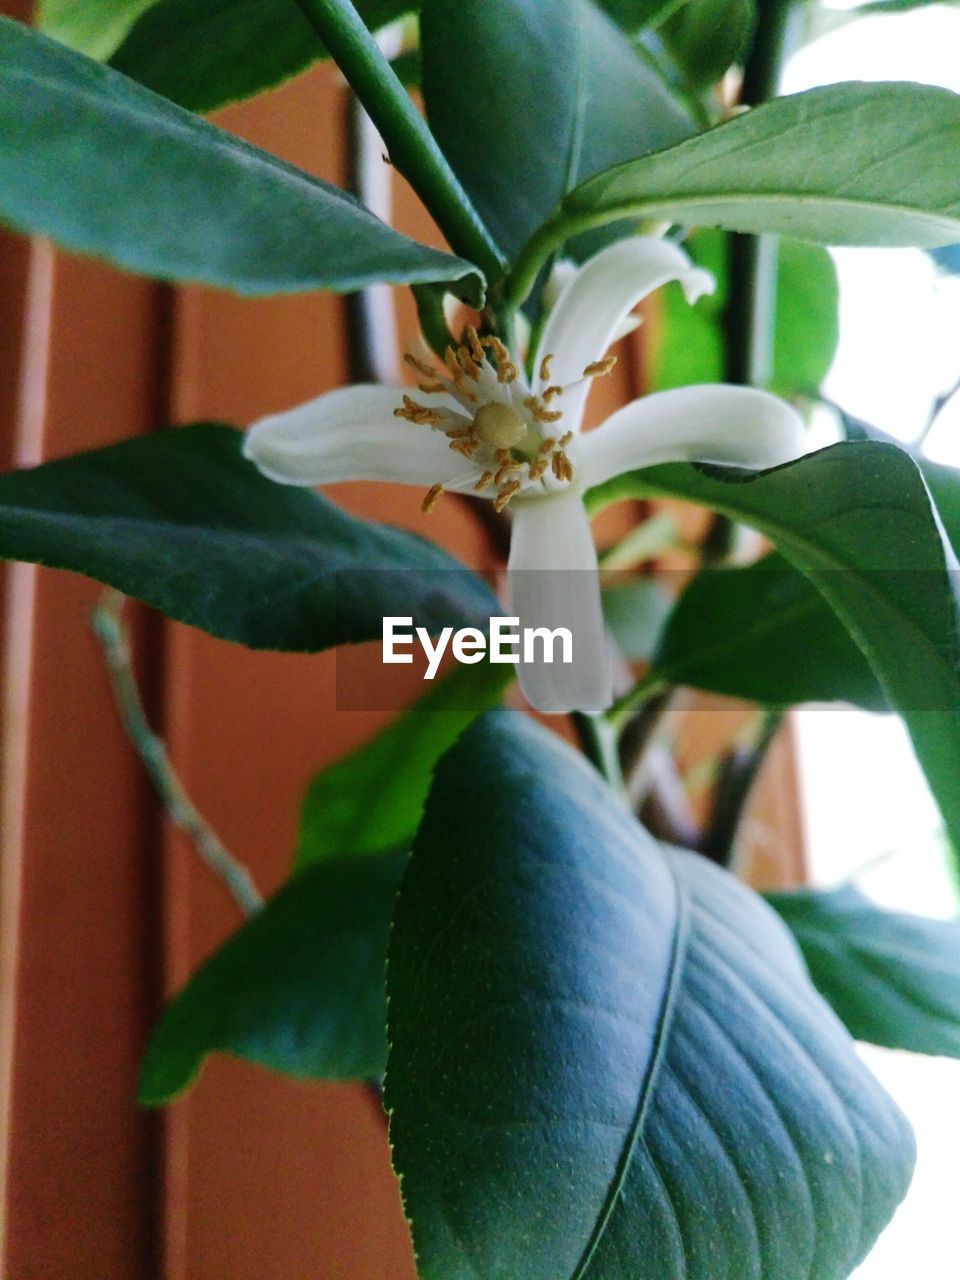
[579,384,808,490]
[507,495,612,714]
[243,385,473,489]
[533,236,714,431]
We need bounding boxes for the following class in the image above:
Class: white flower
[244,236,807,715]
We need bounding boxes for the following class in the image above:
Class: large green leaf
[38,0,157,58]
[110,0,413,114]
[0,19,482,299]
[386,709,914,1279]
[768,886,960,1058]
[141,849,406,1103]
[421,0,693,261]
[550,82,960,250]
[649,553,887,711]
[295,661,511,869]
[0,424,497,650]
[650,231,839,396]
[591,441,960,860]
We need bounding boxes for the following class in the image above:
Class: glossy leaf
[386,709,914,1279]
[0,20,482,299]
[590,442,960,859]
[558,82,960,248]
[141,850,406,1102]
[650,553,887,710]
[110,0,411,112]
[602,579,674,661]
[295,661,511,869]
[768,885,960,1058]
[38,0,157,59]
[421,0,693,261]
[0,424,496,650]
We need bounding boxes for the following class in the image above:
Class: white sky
[783,8,960,1277]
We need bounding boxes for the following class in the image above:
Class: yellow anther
[473,402,528,449]
[539,353,554,383]
[494,460,522,486]
[417,380,446,394]
[584,355,618,378]
[524,396,563,424]
[538,436,558,454]
[457,346,482,380]
[404,353,439,378]
[449,437,479,458]
[542,385,564,402]
[445,345,464,378]
[474,470,495,491]
[527,459,548,481]
[551,450,574,482]
[394,394,442,425]
[465,325,485,364]
[422,483,444,514]
[493,480,522,513]
[494,448,513,464]
[559,431,573,446]
[481,335,518,383]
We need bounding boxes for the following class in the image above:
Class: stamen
[539,353,554,383]
[493,480,522,513]
[527,459,548,481]
[465,325,485,364]
[524,396,563,424]
[538,437,558,454]
[421,483,444,514]
[474,470,495,491]
[551,450,574,482]
[404,353,439,379]
[559,431,573,446]
[394,394,443,425]
[457,345,482,381]
[482,335,518,383]
[494,460,522,486]
[417,380,446,394]
[584,355,618,378]
[542,385,564,402]
[449,437,479,458]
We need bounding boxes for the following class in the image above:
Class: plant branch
[91,591,264,918]
[292,0,504,283]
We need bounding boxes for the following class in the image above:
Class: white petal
[507,495,612,715]
[533,236,714,431]
[579,385,808,490]
[243,385,473,489]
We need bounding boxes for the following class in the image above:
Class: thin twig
[91,590,264,917]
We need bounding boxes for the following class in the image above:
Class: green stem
[292,0,504,282]
[604,671,669,736]
[572,712,626,793]
[92,591,264,918]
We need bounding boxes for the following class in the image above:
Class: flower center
[472,403,528,450]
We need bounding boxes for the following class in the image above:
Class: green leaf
[110,0,413,113]
[386,709,914,1279]
[649,553,888,711]
[295,661,512,869]
[0,19,482,300]
[649,231,839,396]
[554,81,960,249]
[768,885,960,1058]
[141,849,406,1103]
[38,0,157,59]
[590,441,960,862]
[597,0,685,31]
[420,0,693,261]
[661,0,756,89]
[0,423,497,650]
